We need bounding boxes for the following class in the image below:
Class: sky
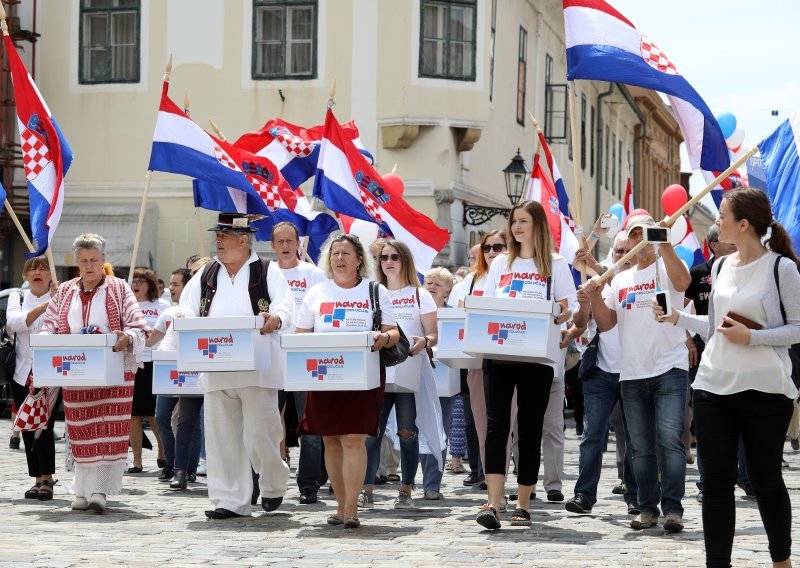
[610,0,800,206]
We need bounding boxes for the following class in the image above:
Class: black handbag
[0,291,23,384]
[577,332,600,382]
[369,281,410,367]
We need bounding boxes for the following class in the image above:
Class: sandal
[37,480,56,501]
[476,504,501,530]
[343,516,360,528]
[326,514,344,526]
[24,482,41,499]
[387,474,400,482]
[510,507,531,527]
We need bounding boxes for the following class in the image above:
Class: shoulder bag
[369,281,410,367]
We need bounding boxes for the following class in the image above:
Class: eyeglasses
[379,253,401,262]
[131,278,146,285]
[481,243,506,253]
[613,248,630,255]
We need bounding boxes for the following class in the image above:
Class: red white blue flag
[524,159,580,262]
[4,34,74,257]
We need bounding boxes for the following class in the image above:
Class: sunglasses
[481,243,506,253]
[379,253,401,262]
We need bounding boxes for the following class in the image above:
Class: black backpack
[199,257,272,317]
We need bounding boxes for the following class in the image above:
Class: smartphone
[644,226,671,243]
[600,215,617,230]
[655,291,672,318]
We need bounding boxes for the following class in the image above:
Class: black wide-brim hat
[208,212,263,233]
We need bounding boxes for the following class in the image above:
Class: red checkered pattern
[213,144,240,171]
[12,390,50,432]
[359,187,383,223]
[640,36,678,75]
[21,128,52,181]
[276,133,315,157]
[246,174,281,212]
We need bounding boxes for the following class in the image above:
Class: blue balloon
[608,203,625,223]
[674,245,694,267]
[716,112,737,139]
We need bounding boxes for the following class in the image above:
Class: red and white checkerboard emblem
[213,144,240,171]
[21,128,52,181]
[640,35,679,75]
[246,174,281,212]
[358,187,383,223]
[276,133,315,158]
[12,390,50,432]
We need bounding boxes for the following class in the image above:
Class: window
[253,0,316,80]
[489,0,497,101]
[516,27,527,126]
[420,0,476,80]
[611,132,617,195]
[604,125,610,188]
[580,94,586,170]
[544,54,568,141]
[618,140,623,196]
[79,0,140,84]
[590,106,595,176]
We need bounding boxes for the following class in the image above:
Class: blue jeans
[365,392,419,487]
[574,369,638,507]
[155,396,178,467]
[293,391,327,493]
[420,395,456,492]
[175,397,203,473]
[620,368,688,516]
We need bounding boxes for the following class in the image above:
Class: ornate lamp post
[463,149,530,226]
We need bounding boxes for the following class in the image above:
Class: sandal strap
[511,507,530,520]
[40,480,56,489]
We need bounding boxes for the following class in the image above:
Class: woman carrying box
[475,200,576,529]
[40,233,150,513]
[295,233,400,528]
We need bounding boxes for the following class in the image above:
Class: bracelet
[590,230,600,240]
[424,337,430,349]
[384,332,390,344]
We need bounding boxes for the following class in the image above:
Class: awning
[50,203,159,269]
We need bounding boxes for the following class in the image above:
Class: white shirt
[279,261,326,333]
[483,253,577,303]
[388,285,436,338]
[179,251,294,391]
[596,285,622,374]
[694,253,796,397]
[5,289,51,386]
[606,258,688,381]
[297,279,396,332]
[137,298,170,362]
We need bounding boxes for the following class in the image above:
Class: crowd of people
[4,188,800,567]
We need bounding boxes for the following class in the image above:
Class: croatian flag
[758,110,800,252]
[563,0,729,176]
[314,109,450,272]
[680,217,707,267]
[623,177,634,218]
[234,119,370,190]
[4,35,74,257]
[525,160,580,263]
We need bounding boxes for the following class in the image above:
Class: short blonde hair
[318,233,374,280]
[424,266,454,295]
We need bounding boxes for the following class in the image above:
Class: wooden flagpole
[183,89,206,257]
[567,81,587,282]
[594,147,758,286]
[3,200,35,253]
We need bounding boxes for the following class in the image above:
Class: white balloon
[726,125,745,150]
[348,219,379,245]
[670,215,688,245]
[733,146,751,162]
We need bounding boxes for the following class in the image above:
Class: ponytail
[768,221,800,270]
[103,262,115,276]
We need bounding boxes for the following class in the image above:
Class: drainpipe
[616,83,647,209]
[594,83,614,225]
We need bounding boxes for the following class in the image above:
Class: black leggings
[10,380,62,478]
[693,389,794,567]
[483,362,553,486]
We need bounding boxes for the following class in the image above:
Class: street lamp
[463,149,530,226]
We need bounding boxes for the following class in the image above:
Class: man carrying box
[179,213,294,520]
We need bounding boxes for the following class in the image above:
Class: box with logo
[432,355,460,397]
[281,332,379,391]
[385,351,423,393]
[173,316,269,372]
[436,308,483,369]
[462,296,562,366]
[152,350,203,396]
[30,334,125,387]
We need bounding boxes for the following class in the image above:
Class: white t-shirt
[137,299,170,362]
[694,253,797,398]
[280,262,326,332]
[596,285,622,374]
[297,279,396,332]
[483,253,577,303]
[5,289,50,386]
[455,272,488,305]
[388,285,437,338]
[606,258,688,381]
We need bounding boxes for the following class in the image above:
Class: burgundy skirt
[298,368,385,437]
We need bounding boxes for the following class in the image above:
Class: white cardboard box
[281,332,380,391]
[152,350,203,396]
[462,296,562,366]
[436,308,483,369]
[31,334,125,387]
[385,352,423,393]
[174,316,268,372]
[432,357,460,397]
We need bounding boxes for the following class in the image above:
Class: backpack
[199,257,272,317]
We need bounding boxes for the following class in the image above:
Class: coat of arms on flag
[21,123,52,181]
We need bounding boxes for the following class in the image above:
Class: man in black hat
[179,212,294,519]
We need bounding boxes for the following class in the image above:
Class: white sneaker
[71,496,89,511]
[357,490,374,509]
[393,491,415,509]
[196,459,207,477]
[87,493,106,513]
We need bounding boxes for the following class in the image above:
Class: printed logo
[52,353,87,376]
[487,321,527,345]
[169,369,200,387]
[498,271,547,298]
[306,355,345,381]
[458,328,464,341]
[319,299,370,328]
[618,280,656,310]
[197,335,234,359]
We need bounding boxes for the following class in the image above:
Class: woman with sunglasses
[476,200,575,529]
[358,239,439,510]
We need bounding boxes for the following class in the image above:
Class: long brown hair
[376,239,421,288]
[506,200,554,279]
[724,188,800,270]
[474,230,507,280]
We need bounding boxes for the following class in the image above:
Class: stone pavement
[1,418,798,567]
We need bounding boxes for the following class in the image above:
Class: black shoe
[9,436,20,450]
[463,472,482,486]
[627,502,641,515]
[576,426,584,437]
[478,480,488,490]
[157,458,167,469]
[299,489,318,505]
[374,474,388,485]
[547,490,564,502]
[188,471,197,483]
[158,466,175,482]
[565,494,592,514]
[205,508,244,520]
[261,497,283,512]
[251,485,260,505]
[126,466,143,474]
[170,469,187,491]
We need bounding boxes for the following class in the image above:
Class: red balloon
[661,184,688,216]
[623,208,651,230]
[382,173,404,198]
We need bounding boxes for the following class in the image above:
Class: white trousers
[204,387,289,516]
[542,375,565,492]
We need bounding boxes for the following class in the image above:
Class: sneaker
[663,512,684,533]
[478,480,488,490]
[87,493,107,513]
[357,490,374,509]
[71,496,90,511]
[393,491,415,509]
[423,490,443,500]
[627,502,641,515]
[9,435,20,450]
[630,512,658,530]
[565,494,592,514]
[158,466,175,482]
[196,459,207,476]
[611,482,626,495]
[547,489,564,502]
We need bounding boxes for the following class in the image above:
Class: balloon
[347,219,379,245]
[726,125,745,150]
[670,215,688,245]
[608,203,625,223]
[662,184,688,216]
[624,208,651,229]
[729,144,742,155]
[382,173,404,197]
[674,245,694,268]
[733,146,750,162]
[716,112,737,139]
